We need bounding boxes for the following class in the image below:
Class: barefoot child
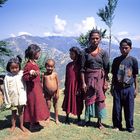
[42,59,59,124]
[62,47,83,124]
[23,44,50,131]
[3,56,27,132]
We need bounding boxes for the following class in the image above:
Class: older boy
[111,38,139,132]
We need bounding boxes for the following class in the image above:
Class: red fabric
[23,61,50,123]
[62,62,83,116]
[85,68,106,106]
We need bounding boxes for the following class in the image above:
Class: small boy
[111,38,139,132]
[42,59,59,124]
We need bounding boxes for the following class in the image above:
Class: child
[111,38,139,132]
[62,47,83,124]
[42,59,59,124]
[3,56,27,132]
[23,44,50,131]
[0,75,5,108]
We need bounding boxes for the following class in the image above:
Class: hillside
[1,35,140,87]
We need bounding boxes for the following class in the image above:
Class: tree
[0,41,12,56]
[0,0,12,72]
[0,41,12,72]
[0,0,7,7]
[97,0,118,59]
[77,27,107,48]
[37,53,48,73]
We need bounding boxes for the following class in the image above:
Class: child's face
[120,42,131,56]
[10,63,20,75]
[34,51,41,60]
[45,61,55,74]
[70,51,76,60]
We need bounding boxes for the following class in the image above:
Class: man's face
[120,42,131,56]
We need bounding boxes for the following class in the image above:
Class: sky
[0,0,140,47]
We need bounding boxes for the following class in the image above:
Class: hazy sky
[0,0,140,47]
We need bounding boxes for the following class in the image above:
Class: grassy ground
[0,92,140,140]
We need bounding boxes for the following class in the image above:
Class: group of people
[63,29,138,133]
[2,29,139,133]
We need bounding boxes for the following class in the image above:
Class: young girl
[23,44,50,131]
[3,56,27,132]
[62,47,83,124]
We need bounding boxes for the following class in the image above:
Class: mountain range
[2,35,140,87]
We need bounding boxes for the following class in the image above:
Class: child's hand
[29,70,38,76]
[35,71,40,76]
[54,93,59,100]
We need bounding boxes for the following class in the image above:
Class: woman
[80,29,109,129]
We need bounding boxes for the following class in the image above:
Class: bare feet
[10,126,16,132]
[20,126,28,132]
[55,119,60,125]
[45,118,50,124]
[39,120,49,127]
[113,127,119,131]
[97,123,104,130]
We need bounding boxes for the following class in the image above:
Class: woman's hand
[103,81,109,92]
[81,82,87,94]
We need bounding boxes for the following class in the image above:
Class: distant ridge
[1,35,140,87]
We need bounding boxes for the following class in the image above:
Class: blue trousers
[112,86,134,131]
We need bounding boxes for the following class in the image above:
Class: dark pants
[112,85,134,131]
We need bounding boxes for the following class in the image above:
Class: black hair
[45,59,55,67]
[88,29,101,41]
[6,55,22,72]
[69,46,81,64]
[25,44,41,59]
[69,46,81,56]
[120,38,132,48]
